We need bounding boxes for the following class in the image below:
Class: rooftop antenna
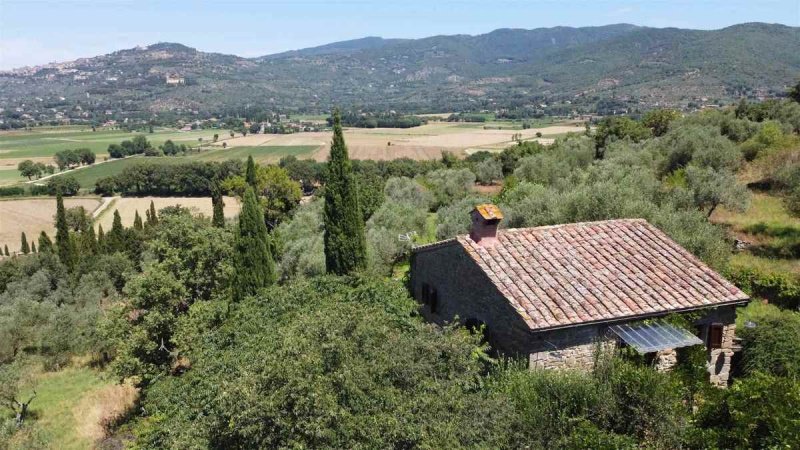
[398,231,417,242]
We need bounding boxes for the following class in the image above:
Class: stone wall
[527,325,615,370]
[410,242,533,356]
[696,306,738,387]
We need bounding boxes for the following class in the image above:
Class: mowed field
[93,196,241,230]
[0,197,102,254]
[208,121,583,161]
[0,196,241,254]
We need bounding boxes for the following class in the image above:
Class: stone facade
[696,307,738,387]
[410,241,533,356]
[411,241,740,385]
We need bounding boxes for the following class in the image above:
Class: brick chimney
[470,204,503,247]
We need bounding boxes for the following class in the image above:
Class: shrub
[46,175,80,196]
[0,186,26,197]
[738,306,800,379]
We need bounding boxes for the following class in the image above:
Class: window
[708,323,724,349]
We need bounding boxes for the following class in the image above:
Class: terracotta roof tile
[454,219,749,330]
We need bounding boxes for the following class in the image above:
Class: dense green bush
[0,186,26,197]
[133,277,511,449]
[738,306,800,379]
[727,266,800,309]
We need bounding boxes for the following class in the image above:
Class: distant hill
[1,23,798,119]
[262,36,409,59]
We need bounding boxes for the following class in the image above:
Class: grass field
[0,126,227,167]
[193,144,318,162]
[8,365,137,450]
[48,155,186,187]
[712,192,800,275]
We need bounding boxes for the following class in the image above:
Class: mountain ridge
[0,22,797,117]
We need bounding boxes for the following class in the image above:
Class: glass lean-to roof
[609,322,703,354]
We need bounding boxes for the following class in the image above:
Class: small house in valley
[410,205,749,386]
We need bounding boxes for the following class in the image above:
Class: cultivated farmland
[0,197,102,254]
[93,196,241,230]
[0,196,241,255]
[0,121,582,187]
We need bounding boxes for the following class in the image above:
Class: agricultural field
[93,196,241,230]
[0,126,228,169]
[0,121,580,188]
[210,121,582,161]
[0,195,241,254]
[0,197,102,254]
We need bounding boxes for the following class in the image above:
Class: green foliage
[17,160,45,180]
[642,109,681,137]
[19,233,29,255]
[133,277,510,449]
[54,195,75,271]
[323,110,367,275]
[244,154,256,188]
[685,166,749,217]
[46,175,80,196]
[274,199,325,279]
[148,210,234,302]
[36,233,52,254]
[654,125,741,175]
[423,168,476,209]
[791,79,800,103]
[692,372,800,449]
[232,187,276,299]
[738,306,800,380]
[498,140,546,174]
[594,116,651,158]
[211,187,225,228]
[474,158,503,185]
[726,266,800,309]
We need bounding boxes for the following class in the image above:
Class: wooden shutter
[709,324,724,349]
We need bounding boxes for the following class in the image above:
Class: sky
[1,0,798,70]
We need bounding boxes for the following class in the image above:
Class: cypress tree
[20,232,29,254]
[30,242,36,253]
[108,210,125,253]
[133,210,143,231]
[323,109,367,275]
[233,187,276,299]
[245,155,257,189]
[82,223,98,255]
[212,186,225,228]
[55,194,76,269]
[147,200,158,226]
[3,245,9,256]
[97,225,106,253]
[38,231,53,253]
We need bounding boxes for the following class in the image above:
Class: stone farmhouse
[410,205,749,386]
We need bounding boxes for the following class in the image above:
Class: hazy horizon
[1,0,798,70]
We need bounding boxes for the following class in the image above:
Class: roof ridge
[411,238,457,253]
